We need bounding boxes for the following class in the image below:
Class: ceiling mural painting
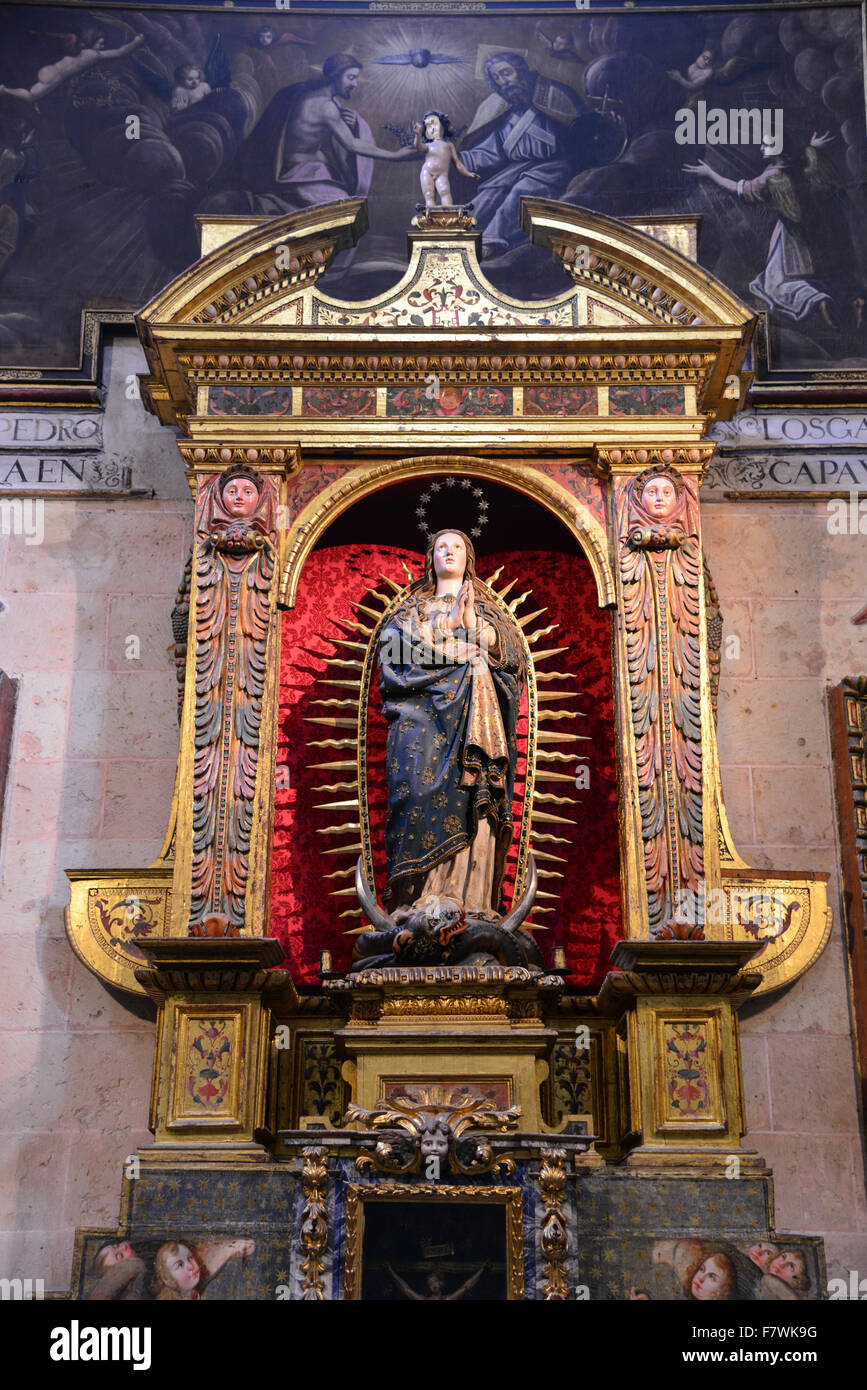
[0,4,863,385]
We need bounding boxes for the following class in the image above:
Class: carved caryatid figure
[353,528,540,971]
[618,468,703,933]
[190,464,276,933]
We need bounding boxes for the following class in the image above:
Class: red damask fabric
[271,543,622,988]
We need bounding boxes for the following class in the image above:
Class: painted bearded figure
[352,528,541,973]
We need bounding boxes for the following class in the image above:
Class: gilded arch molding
[277,455,615,611]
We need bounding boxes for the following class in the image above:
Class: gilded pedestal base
[135,937,287,1154]
[328,966,562,1131]
[598,940,763,1165]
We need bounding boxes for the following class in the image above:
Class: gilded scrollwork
[299,1145,329,1301]
[617,466,704,934]
[539,1147,569,1300]
[344,1088,520,1177]
[189,464,277,933]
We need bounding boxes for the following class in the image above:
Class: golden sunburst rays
[483,568,590,922]
[304,572,418,927]
[350,22,478,141]
[304,561,589,934]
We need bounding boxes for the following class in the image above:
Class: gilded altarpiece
[65,199,831,1301]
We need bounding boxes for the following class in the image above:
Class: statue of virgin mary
[378,528,527,918]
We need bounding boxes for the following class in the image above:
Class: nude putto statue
[412,111,479,206]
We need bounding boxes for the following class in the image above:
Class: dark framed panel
[344,1184,523,1300]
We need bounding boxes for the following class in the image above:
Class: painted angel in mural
[239,53,413,211]
[411,111,479,207]
[87,1242,146,1302]
[629,1239,742,1301]
[536,32,584,65]
[684,133,865,332]
[353,529,541,972]
[131,34,230,111]
[0,27,144,106]
[153,1239,255,1301]
[666,42,771,107]
[246,25,313,58]
[618,469,703,935]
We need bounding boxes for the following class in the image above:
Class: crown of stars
[417,477,490,542]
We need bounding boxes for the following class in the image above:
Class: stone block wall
[0,337,191,1288]
[704,498,867,1284]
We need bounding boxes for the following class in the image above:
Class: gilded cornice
[178,343,716,386]
[523,198,756,333]
[137,198,366,328]
[177,442,301,474]
[136,199,757,435]
[593,443,717,480]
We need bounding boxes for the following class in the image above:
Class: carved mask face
[433,532,466,583]
[640,476,678,519]
[221,478,260,518]
[419,1122,449,1159]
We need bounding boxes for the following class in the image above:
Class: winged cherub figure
[0,28,144,105]
[667,43,771,108]
[536,32,583,64]
[413,110,479,207]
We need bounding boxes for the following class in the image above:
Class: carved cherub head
[418,1115,451,1161]
[421,110,455,142]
